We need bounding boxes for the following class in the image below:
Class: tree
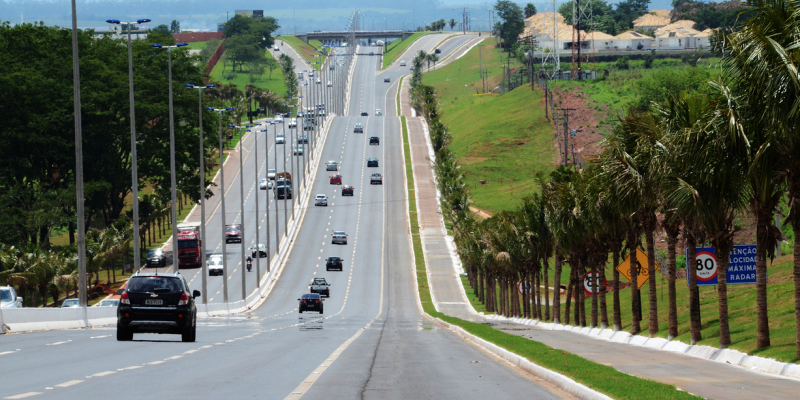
[265,58,279,79]
[150,24,172,37]
[525,3,538,18]
[449,19,457,30]
[170,20,180,34]
[613,0,651,30]
[224,35,265,72]
[494,0,525,51]
[200,39,221,64]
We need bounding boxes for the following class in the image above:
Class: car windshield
[127,277,183,293]
[63,299,79,306]
[225,226,239,232]
[148,251,161,257]
[302,294,319,299]
[100,300,119,306]
[269,169,275,173]
[178,239,198,249]
[0,289,11,302]
[209,260,221,266]
[333,231,345,235]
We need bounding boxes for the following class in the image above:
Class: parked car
[97,299,120,307]
[342,185,354,196]
[309,277,331,297]
[331,231,347,244]
[276,134,285,144]
[146,248,167,268]
[315,194,328,206]
[367,158,379,167]
[384,77,390,83]
[326,161,339,171]
[326,257,343,271]
[225,224,242,244]
[251,244,267,258]
[354,124,363,133]
[116,272,200,342]
[0,286,23,309]
[61,299,80,308]
[329,174,342,185]
[369,136,380,145]
[370,173,383,185]
[298,293,323,314]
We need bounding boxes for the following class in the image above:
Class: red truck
[177,230,202,268]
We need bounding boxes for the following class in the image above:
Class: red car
[330,174,342,185]
[342,185,354,196]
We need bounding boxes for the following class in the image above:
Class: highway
[0,33,564,399]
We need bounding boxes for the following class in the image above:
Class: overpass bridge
[297,30,414,46]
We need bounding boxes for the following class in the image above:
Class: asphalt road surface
[1,33,564,400]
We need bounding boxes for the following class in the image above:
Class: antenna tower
[571,0,594,80]
[539,0,560,80]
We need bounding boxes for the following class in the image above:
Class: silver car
[276,134,285,144]
[260,178,274,190]
[61,299,80,308]
[293,146,304,156]
[268,169,276,180]
[315,194,328,206]
[332,231,347,245]
[0,286,23,309]
[326,161,338,171]
[97,299,120,307]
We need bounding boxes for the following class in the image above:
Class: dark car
[326,256,343,271]
[369,136,379,145]
[298,293,323,313]
[361,111,368,116]
[434,48,441,54]
[367,158,379,167]
[342,185,354,196]
[303,120,315,131]
[116,272,200,342]
[384,77,390,83]
[146,249,167,268]
[330,174,342,185]
[225,224,242,244]
[370,173,383,185]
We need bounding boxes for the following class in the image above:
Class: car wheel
[320,308,324,314]
[299,309,303,313]
[116,326,133,341]
[181,326,196,343]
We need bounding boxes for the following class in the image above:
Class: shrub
[644,50,655,69]
[633,67,710,110]
[614,56,630,70]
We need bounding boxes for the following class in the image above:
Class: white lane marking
[0,350,20,356]
[46,340,71,346]
[90,335,110,339]
[90,371,115,377]
[119,365,142,370]
[148,361,165,365]
[5,392,42,399]
[54,380,83,388]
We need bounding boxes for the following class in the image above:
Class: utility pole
[558,108,576,166]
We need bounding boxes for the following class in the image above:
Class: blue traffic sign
[686,244,758,286]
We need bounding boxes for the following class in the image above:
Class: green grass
[208,49,287,95]
[280,36,326,70]
[422,39,556,213]
[396,76,403,116]
[382,32,427,69]
[185,41,209,50]
[403,115,698,399]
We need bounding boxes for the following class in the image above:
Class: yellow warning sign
[615,248,655,290]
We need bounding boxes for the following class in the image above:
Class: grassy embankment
[401,116,697,399]
[208,49,287,95]
[185,40,209,50]
[422,38,556,213]
[382,32,427,69]
[280,36,327,70]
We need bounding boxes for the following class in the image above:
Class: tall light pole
[184,83,215,305]
[240,125,252,301]
[151,42,189,271]
[253,123,263,287]
[262,124,272,273]
[273,121,281,254]
[209,107,234,304]
[71,0,88,308]
[106,18,151,272]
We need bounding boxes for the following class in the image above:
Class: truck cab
[177,231,202,268]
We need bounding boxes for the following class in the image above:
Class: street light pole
[151,42,189,272]
[240,125,251,301]
[107,18,151,272]
[71,0,88,308]
[211,107,233,304]
[273,121,280,255]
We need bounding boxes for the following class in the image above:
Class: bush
[633,67,710,110]
[681,53,699,67]
[614,56,630,70]
[644,50,655,69]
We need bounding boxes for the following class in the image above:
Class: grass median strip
[401,115,699,399]
[396,76,403,116]
[382,32,427,69]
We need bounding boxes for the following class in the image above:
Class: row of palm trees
[0,219,134,307]
[414,0,800,357]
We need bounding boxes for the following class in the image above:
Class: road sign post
[583,270,607,295]
[686,244,758,286]
[614,248,652,290]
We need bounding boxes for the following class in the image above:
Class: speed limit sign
[695,250,718,282]
[583,271,607,295]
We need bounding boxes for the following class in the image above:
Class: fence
[203,39,226,82]
[173,31,224,43]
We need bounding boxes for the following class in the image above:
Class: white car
[208,258,224,276]
[276,134,285,144]
[293,146,304,156]
[268,168,276,180]
[316,78,322,84]
[375,109,382,116]
[275,115,284,123]
[61,299,80,308]
[96,299,120,307]
[288,118,297,128]
[332,231,347,245]
[260,178,274,190]
[400,60,406,66]
[327,81,332,87]
[1,286,22,309]
[315,194,328,206]
[326,161,338,171]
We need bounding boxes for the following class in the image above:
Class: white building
[613,31,653,50]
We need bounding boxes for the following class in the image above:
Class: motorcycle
[246,258,252,272]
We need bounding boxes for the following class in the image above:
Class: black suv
[326,256,343,271]
[367,158,379,167]
[369,136,379,145]
[116,272,200,342]
[298,293,323,313]
[384,77,390,83]
[361,111,369,116]
[146,249,167,268]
